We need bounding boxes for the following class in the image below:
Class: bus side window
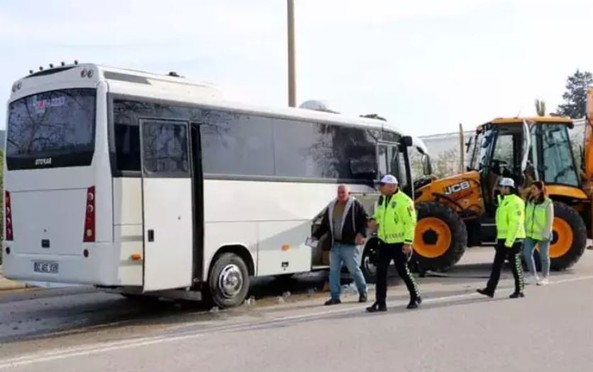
[377,145,388,177]
[114,123,141,171]
[141,121,189,174]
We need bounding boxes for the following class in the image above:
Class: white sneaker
[527,275,539,285]
[537,278,549,286]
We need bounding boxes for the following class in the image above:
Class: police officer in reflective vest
[367,175,422,312]
[477,177,526,298]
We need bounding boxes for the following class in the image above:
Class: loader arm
[584,87,593,187]
[584,88,593,239]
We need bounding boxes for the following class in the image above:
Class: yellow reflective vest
[525,198,554,241]
[496,194,526,247]
[373,191,417,245]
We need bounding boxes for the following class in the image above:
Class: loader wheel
[549,202,586,271]
[413,202,467,272]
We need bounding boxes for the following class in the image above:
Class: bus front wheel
[208,253,250,309]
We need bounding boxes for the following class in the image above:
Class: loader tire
[549,202,587,271]
[413,202,467,272]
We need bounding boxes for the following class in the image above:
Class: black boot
[509,292,525,299]
[366,302,387,313]
[407,296,422,309]
[324,298,341,306]
[476,288,494,298]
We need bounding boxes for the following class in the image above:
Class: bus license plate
[33,262,59,274]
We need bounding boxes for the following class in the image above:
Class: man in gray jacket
[312,185,369,305]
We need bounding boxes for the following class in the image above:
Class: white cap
[378,174,399,185]
[499,177,515,188]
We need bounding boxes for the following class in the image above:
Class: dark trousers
[375,242,420,304]
[486,240,525,294]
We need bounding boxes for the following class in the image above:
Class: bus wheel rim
[218,264,243,298]
[550,219,573,259]
[414,217,452,258]
[363,253,376,276]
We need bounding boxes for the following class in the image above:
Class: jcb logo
[444,181,471,195]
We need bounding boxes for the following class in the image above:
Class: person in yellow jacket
[477,177,526,299]
[523,181,553,286]
[366,175,421,312]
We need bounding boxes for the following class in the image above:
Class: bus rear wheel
[208,253,250,309]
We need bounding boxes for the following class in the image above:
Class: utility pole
[287,0,296,107]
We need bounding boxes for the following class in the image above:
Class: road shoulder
[0,267,26,291]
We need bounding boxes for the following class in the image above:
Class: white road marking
[1,274,592,369]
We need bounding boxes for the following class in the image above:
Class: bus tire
[549,202,587,271]
[208,253,250,309]
[361,239,378,283]
[360,239,403,285]
[413,202,467,272]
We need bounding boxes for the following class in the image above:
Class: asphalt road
[0,247,591,372]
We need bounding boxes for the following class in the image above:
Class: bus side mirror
[401,136,413,147]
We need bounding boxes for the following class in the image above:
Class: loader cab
[469,118,580,216]
[470,123,528,215]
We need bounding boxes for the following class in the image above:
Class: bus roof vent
[299,100,339,113]
[25,66,75,78]
[168,71,183,77]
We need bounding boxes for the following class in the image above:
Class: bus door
[140,119,194,291]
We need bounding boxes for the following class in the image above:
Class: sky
[1,0,593,136]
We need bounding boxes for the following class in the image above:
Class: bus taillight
[83,186,95,243]
[5,191,13,241]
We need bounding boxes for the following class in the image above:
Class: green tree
[555,70,593,118]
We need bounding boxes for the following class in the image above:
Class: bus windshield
[6,88,96,170]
